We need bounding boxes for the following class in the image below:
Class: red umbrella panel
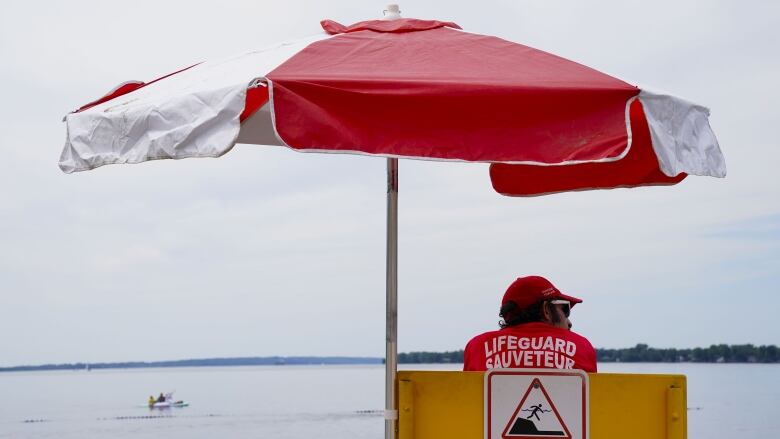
[490,99,686,196]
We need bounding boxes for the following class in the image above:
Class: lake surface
[1,363,778,438]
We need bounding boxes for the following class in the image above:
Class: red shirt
[463,322,597,373]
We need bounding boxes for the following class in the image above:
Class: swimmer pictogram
[502,378,571,439]
[523,403,551,421]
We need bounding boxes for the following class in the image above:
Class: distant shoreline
[3,344,778,372]
[396,344,780,365]
[0,356,383,373]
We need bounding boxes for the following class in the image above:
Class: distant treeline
[0,356,382,373]
[4,344,778,372]
[397,344,780,364]
[398,350,464,364]
[597,343,779,363]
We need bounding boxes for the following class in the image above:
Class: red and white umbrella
[59,9,725,438]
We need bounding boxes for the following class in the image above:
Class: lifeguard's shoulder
[465,330,494,349]
[565,329,596,352]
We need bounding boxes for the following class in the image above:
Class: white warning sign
[485,368,588,439]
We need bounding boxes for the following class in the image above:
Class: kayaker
[463,275,597,372]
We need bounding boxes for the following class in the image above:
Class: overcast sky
[1,1,778,367]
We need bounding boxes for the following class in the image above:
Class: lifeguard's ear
[540,301,553,323]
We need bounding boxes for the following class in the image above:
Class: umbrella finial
[382,4,401,20]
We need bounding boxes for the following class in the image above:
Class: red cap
[502,276,582,310]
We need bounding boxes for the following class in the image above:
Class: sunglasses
[549,300,571,317]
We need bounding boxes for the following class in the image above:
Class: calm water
[0,363,778,438]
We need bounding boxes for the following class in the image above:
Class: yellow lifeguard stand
[396,371,686,439]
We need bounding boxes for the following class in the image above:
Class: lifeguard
[463,276,597,372]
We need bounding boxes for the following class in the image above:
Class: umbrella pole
[385,157,399,439]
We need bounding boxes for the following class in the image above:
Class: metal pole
[385,157,399,439]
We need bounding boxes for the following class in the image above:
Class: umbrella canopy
[59,18,725,194]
